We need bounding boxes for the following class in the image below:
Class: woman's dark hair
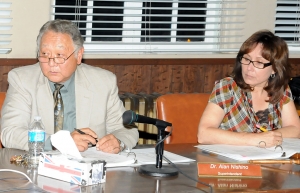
[231,30,291,104]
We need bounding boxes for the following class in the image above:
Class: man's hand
[96,134,121,154]
[71,128,98,152]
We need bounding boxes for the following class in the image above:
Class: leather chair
[0,92,6,148]
[156,93,210,144]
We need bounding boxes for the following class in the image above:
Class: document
[196,138,300,161]
[51,130,83,159]
[121,148,195,165]
[81,147,195,167]
[51,131,194,167]
[81,148,136,167]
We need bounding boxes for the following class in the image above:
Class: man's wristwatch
[117,139,126,152]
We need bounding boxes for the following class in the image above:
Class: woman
[197,30,300,147]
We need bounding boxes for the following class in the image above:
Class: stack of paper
[122,148,195,165]
[51,130,194,168]
[81,148,135,167]
[81,147,195,167]
[196,138,300,161]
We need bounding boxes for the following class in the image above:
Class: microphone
[122,110,172,128]
[123,110,178,177]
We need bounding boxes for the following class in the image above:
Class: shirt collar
[49,73,75,92]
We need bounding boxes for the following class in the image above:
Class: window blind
[52,0,246,54]
[0,2,12,54]
[275,0,300,52]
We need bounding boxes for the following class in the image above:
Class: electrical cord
[0,169,37,192]
[154,126,213,193]
[0,169,48,193]
[163,155,213,193]
[155,126,173,147]
[0,186,46,193]
[0,187,32,193]
[0,169,32,183]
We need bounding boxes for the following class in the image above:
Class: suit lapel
[75,65,93,129]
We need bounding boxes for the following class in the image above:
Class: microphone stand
[139,120,178,177]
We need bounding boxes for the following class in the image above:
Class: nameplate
[197,162,262,178]
[197,177,262,189]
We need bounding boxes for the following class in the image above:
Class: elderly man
[0,19,138,153]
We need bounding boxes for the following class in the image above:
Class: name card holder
[196,177,263,190]
[197,162,262,178]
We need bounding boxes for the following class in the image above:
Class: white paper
[81,147,135,167]
[81,147,194,167]
[50,131,194,167]
[120,148,195,165]
[50,130,83,159]
[196,138,300,161]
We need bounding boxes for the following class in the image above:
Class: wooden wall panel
[0,58,299,94]
[170,65,184,93]
[0,66,17,92]
[183,65,199,93]
[291,63,300,76]
[151,65,170,94]
[136,65,151,94]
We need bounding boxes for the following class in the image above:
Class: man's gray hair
[36,19,84,51]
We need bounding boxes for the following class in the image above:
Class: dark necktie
[54,84,64,133]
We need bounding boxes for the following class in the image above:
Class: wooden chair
[156,93,210,144]
[0,92,6,148]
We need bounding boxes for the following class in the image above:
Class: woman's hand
[256,131,282,148]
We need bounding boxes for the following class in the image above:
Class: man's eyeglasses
[37,49,76,64]
[240,56,272,69]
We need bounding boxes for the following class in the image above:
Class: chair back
[156,93,210,144]
[0,92,6,148]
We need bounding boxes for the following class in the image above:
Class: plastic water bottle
[28,116,45,167]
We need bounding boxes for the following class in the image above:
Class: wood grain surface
[0,58,299,94]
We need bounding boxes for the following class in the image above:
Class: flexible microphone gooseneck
[122,110,178,177]
[122,111,213,191]
[122,110,172,128]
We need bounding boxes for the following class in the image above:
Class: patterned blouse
[209,77,292,132]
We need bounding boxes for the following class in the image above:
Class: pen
[261,165,300,175]
[248,159,300,165]
[75,128,98,147]
[256,124,268,132]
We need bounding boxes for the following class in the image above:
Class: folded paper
[51,130,82,159]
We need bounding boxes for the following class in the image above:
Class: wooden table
[1,144,300,193]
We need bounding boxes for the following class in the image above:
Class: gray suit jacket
[0,63,138,150]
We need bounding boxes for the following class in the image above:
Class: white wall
[3,0,299,59]
[9,0,51,58]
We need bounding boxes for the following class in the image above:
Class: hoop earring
[270,74,275,78]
